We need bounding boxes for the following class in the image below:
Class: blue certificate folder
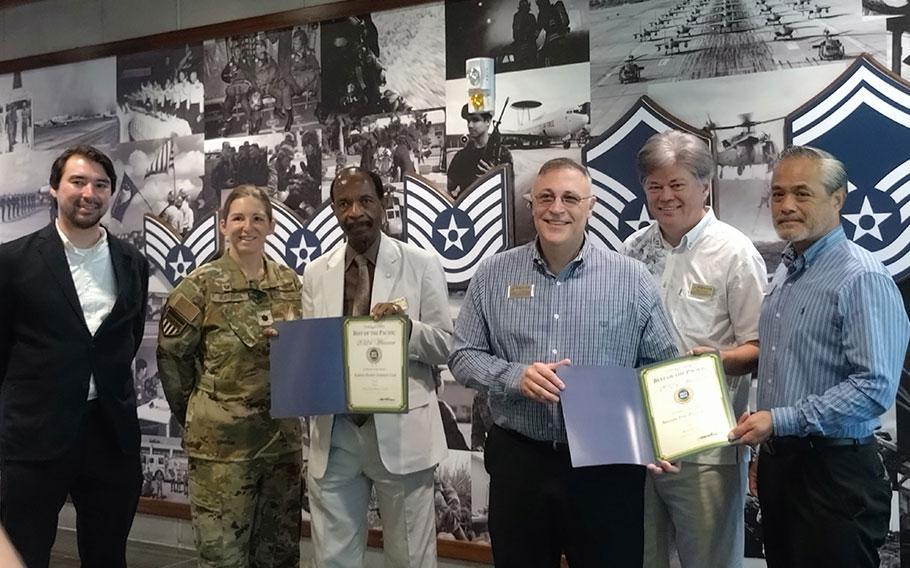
[269,317,347,418]
[559,365,656,467]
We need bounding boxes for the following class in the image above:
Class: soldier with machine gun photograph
[446,104,513,198]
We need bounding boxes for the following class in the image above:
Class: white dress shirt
[56,221,117,400]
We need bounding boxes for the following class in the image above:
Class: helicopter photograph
[619,54,645,84]
[813,29,846,60]
[704,113,777,177]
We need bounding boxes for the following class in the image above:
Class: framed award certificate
[342,316,409,413]
[639,353,735,462]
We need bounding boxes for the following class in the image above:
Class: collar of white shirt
[55,219,110,257]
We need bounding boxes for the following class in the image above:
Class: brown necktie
[350,254,371,427]
[352,254,371,317]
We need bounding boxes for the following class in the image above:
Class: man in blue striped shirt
[449,157,678,567]
[730,146,910,568]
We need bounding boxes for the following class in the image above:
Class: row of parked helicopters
[620,0,845,85]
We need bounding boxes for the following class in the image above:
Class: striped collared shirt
[758,226,909,438]
[449,238,678,443]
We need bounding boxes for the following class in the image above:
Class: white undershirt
[56,220,117,401]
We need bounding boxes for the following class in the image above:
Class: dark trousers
[485,425,645,568]
[757,441,891,568]
[0,402,142,568]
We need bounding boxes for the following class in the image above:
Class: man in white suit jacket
[302,167,451,568]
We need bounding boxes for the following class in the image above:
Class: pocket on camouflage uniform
[212,292,261,349]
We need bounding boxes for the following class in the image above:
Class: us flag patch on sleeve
[161,294,200,337]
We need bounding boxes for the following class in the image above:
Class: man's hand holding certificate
[268,314,410,417]
[559,353,735,467]
[640,354,735,461]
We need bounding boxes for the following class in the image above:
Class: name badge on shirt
[508,284,534,299]
[688,283,715,299]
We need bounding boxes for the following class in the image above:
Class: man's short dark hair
[329,166,385,202]
[49,145,117,191]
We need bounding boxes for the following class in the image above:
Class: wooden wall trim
[0,0,433,74]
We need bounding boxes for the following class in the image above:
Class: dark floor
[50,529,196,568]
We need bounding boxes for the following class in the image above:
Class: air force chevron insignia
[583,96,711,250]
[265,200,344,275]
[785,55,910,281]
[144,213,219,287]
[402,167,513,290]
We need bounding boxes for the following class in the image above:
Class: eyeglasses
[525,192,596,209]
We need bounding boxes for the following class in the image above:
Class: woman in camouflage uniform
[157,185,303,568]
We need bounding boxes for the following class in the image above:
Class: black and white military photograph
[874,406,901,567]
[863,0,910,17]
[204,127,325,221]
[433,451,477,541]
[203,25,321,138]
[445,61,590,243]
[445,0,589,77]
[356,109,446,185]
[116,43,204,142]
[645,63,848,271]
[588,0,899,135]
[134,338,190,504]
[470,452,491,544]
[318,3,444,125]
[0,72,32,154]
[105,134,206,238]
[1,98,32,154]
[895,367,910,568]
[0,149,56,244]
[362,449,484,543]
[436,376,474,451]
[23,57,119,151]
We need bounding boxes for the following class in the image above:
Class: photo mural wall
[1,0,909,563]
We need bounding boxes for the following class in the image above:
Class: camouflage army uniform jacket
[157,253,302,461]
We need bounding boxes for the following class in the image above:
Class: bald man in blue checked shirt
[449,157,679,568]
[731,146,910,568]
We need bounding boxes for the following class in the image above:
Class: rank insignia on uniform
[161,295,201,337]
[257,309,274,327]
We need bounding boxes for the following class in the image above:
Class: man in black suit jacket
[0,145,149,568]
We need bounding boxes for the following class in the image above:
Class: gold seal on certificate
[342,316,409,413]
[640,353,735,462]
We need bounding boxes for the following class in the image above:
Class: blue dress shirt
[758,226,910,438]
[449,239,678,443]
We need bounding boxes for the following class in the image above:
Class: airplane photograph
[656,36,690,54]
[445,60,589,244]
[590,0,898,133]
[499,100,590,149]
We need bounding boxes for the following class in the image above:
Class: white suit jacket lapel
[371,235,401,306]
[322,244,346,316]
